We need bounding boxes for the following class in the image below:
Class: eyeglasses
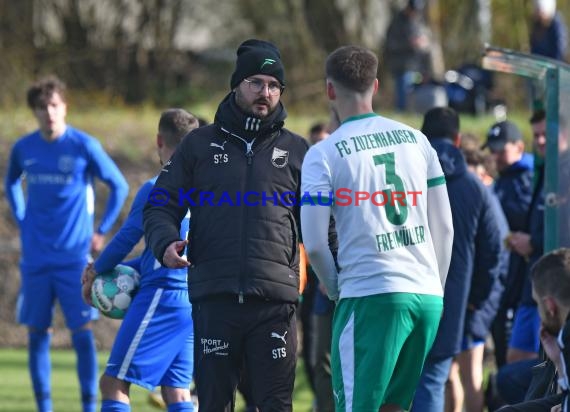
[242,78,284,96]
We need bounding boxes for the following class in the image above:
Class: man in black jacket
[411,107,503,412]
[143,39,309,411]
[496,248,570,412]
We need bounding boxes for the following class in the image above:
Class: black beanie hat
[230,39,285,89]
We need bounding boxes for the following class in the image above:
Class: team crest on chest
[58,155,75,173]
[271,147,289,168]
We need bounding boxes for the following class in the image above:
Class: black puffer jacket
[144,93,309,303]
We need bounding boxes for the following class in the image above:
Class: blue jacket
[520,164,545,306]
[428,139,503,359]
[530,12,568,61]
[494,153,534,308]
[464,186,510,341]
[519,152,570,307]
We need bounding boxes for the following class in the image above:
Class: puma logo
[270,331,287,344]
[210,141,227,151]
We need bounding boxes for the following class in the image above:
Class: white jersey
[301,113,446,299]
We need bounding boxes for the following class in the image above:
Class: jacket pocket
[286,212,297,267]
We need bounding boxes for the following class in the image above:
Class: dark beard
[234,89,275,119]
[213,91,287,141]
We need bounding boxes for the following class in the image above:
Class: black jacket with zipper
[143,93,309,303]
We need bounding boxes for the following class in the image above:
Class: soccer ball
[91,264,140,319]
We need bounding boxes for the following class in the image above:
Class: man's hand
[540,326,562,366]
[163,240,190,269]
[507,231,533,258]
[91,233,105,255]
[550,404,561,412]
[81,262,97,306]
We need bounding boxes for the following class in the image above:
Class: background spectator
[383,0,434,111]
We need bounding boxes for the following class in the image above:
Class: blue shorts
[461,335,485,351]
[105,287,194,391]
[17,262,98,330]
[508,304,541,354]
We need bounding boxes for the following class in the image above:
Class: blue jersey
[5,126,128,268]
[95,177,189,289]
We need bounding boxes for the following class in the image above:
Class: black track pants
[192,297,297,412]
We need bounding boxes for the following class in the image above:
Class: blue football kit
[6,126,128,328]
[6,127,128,270]
[5,125,128,412]
[94,177,194,398]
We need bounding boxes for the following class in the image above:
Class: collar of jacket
[213,92,287,142]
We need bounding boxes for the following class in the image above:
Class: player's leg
[192,298,242,411]
[331,296,388,412]
[237,366,257,412]
[160,291,194,412]
[56,263,99,412]
[313,310,334,412]
[99,287,167,411]
[457,341,485,412]
[28,326,54,412]
[100,287,189,410]
[161,387,193,412]
[382,294,443,411]
[100,375,131,409]
[71,324,98,412]
[245,300,297,412]
[19,264,56,412]
[298,276,316,394]
[331,293,439,411]
[445,359,463,412]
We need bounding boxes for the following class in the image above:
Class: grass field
[0,104,524,411]
[0,348,314,411]
[0,103,536,159]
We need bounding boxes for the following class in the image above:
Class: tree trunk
[0,0,35,104]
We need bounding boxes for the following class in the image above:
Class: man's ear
[326,80,336,100]
[373,78,379,95]
[453,133,462,148]
[156,133,164,148]
[545,296,559,318]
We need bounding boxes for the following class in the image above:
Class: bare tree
[1,0,568,106]
[0,0,35,104]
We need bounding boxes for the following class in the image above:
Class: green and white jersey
[301,113,446,299]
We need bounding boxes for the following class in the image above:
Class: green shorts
[331,292,443,411]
